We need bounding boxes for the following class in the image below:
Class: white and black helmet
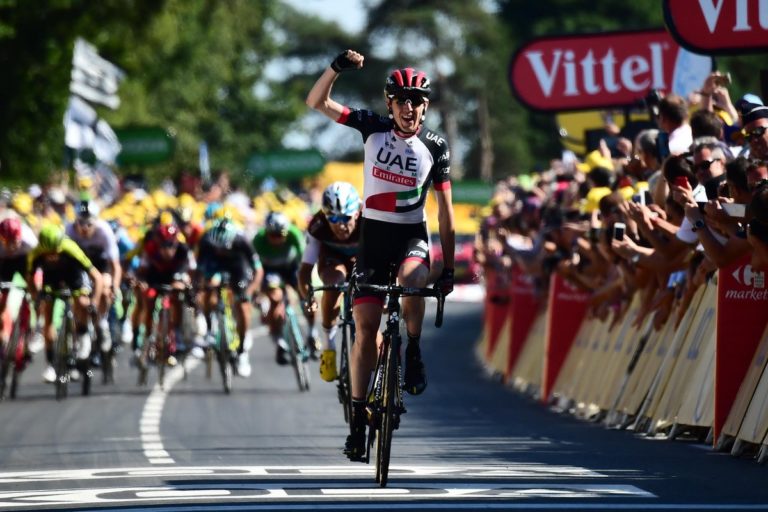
[264,211,289,235]
[77,200,100,219]
[322,181,361,217]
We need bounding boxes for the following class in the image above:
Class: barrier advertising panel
[715,256,768,442]
[506,266,541,377]
[508,29,711,112]
[542,274,590,402]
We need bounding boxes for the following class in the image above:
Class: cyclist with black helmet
[197,217,262,377]
[66,200,122,366]
[307,50,456,461]
[27,223,103,383]
[252,212,313,365]
[297,181,362,382]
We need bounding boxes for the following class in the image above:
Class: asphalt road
[0,297,767,511]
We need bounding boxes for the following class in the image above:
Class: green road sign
[115,126,175,165]
[452,181,494,205]
[246,149,325,180]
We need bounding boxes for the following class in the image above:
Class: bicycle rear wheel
[0,325,18,400]
[375,337,398,487]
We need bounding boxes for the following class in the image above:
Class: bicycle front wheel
[54,313,72,401]
[286,309,310,392]
[338,323,353,424]
[217,310,233,394]
[0,324,19,400]
[375,337,398,487]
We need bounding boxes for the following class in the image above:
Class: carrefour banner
[715,255,768,443]
[508,29,712,112]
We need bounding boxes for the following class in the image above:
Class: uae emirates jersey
[337,107,451,224]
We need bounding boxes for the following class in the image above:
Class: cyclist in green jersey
[252,212,317,364]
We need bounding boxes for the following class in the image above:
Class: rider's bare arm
[305,50,364,121]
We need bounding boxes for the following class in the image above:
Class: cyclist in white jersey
[66,200,122,365]
[306,49,455,461]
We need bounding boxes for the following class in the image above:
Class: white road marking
[139,359,199,464]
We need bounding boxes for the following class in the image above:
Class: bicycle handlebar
[354,282,445,328]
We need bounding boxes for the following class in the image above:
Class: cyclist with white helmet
[307,50,455,461]
[66,200,122,367]
[27,223,103,383]
[252,212,312,364]
[197,217,262,377]
[298,182,361,382]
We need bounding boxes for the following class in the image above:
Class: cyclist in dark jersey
[27,223,103,383]
[197,217,261,378]
[307,50,456,461]
[298,181,361,382]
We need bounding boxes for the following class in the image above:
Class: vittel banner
[664,0,768,54]
[508,29,711,112]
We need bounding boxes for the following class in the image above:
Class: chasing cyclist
[66,200,122,367]
[197,217,262,378]
[306,50,456,461]
[27,224,103,383]
[0,217,37,353]
[297,182,361,382]
[252,212,315,364]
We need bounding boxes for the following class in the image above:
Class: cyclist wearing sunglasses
[297,181,362,382]
[252,211,313,365]
[306,49,455,461]
[66,200,122,367]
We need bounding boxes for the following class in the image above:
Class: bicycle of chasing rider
[307,281,355,424]
[283,288,311,392]
[0,281,32,401]
[45,288,93,400]
[354,271,444,487]
[205,272,238,394]
[138,280,192,389]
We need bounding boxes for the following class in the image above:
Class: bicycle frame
[140,285,187,389]
[208,273,235,393]
[353,277,444,487]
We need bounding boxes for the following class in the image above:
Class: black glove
[435,267,454,296]
[330,51,357,73]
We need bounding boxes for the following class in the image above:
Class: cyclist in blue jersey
[307,49,456,461]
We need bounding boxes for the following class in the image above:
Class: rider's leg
[266,286,289,364]
[317,263,345,381]
[399,259,430,396]
[96,273,113,356]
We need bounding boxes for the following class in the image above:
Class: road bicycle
[205,273,237,394]
[0,282,32,400]
[307,281,355,425]
[354,276,444,487]
[45,288,93,400]
[138,283,191,389]
[283,291,311,392]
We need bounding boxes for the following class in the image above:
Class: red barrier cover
[506,265,540,378]
[484,268,512,360]
[715,255,768,443]
[542,273,590,403]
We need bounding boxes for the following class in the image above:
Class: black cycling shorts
[353,217,429,305]
[42,269,91,295]
[261,265,299,291]
[204,264,254,302]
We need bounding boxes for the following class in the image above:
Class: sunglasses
[392,94,426,106]
[327,214,352,224]
[694,159,716,172]
[746,126,768,142]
